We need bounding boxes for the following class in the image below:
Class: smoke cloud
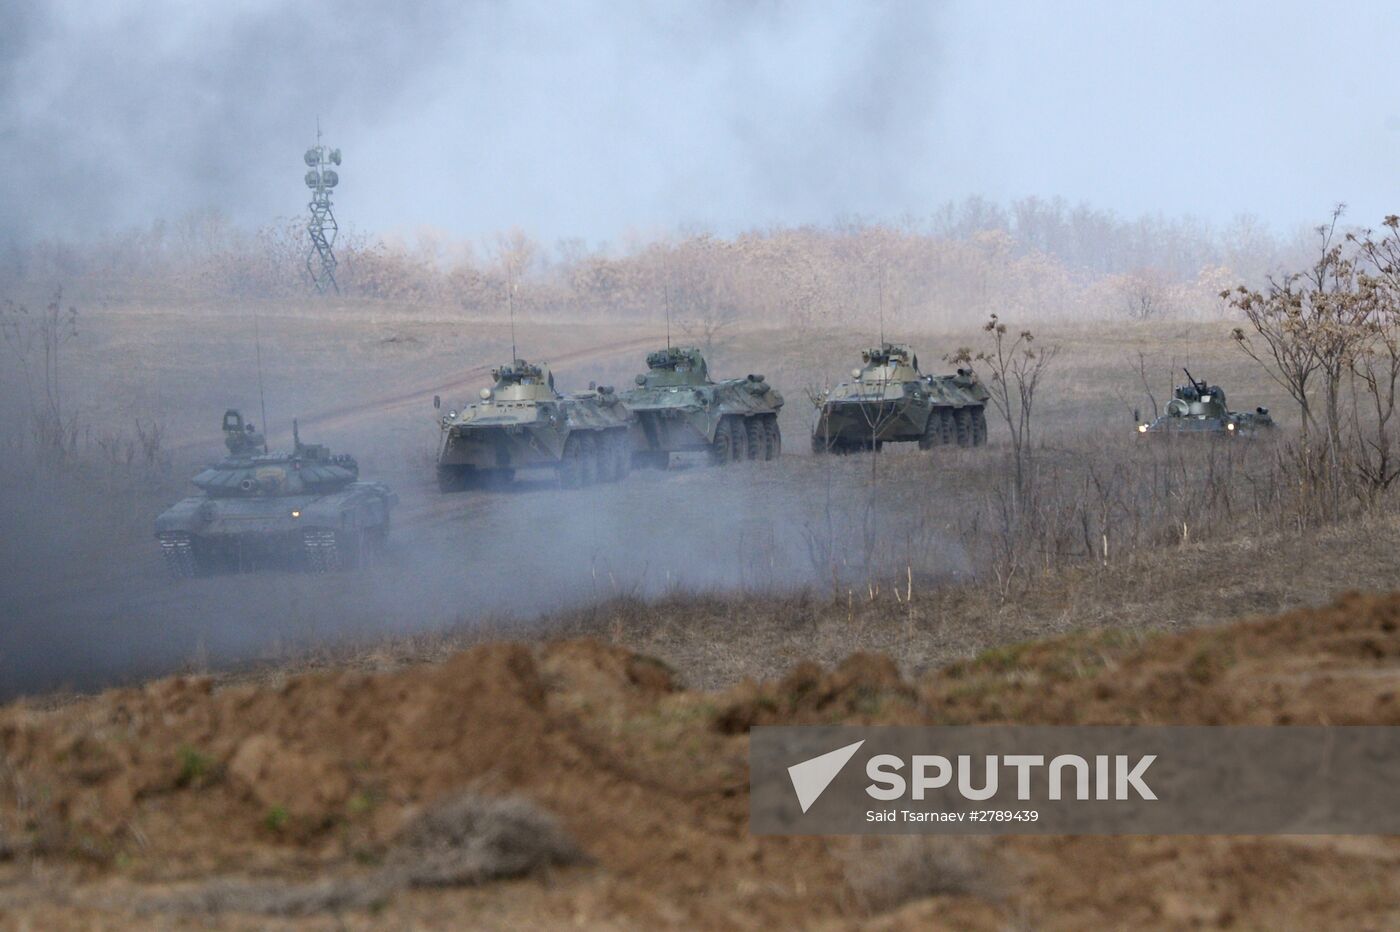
[8,1,1399,245]
[0,0,949,244]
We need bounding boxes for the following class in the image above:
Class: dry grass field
[3,296,1400,927]
[0,298,1308,697]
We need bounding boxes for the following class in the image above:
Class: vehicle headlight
[291,509,301,518]
[448,409,458,419]
[1137,424,1148,433]
[1227,423,1236,431]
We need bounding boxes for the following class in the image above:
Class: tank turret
[191,414,359,499]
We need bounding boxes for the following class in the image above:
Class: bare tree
[1133,350,1160,419]
[1,289,80,461]
[1119,268,1172,320]
[1346,215,1400,493]
[954,314,1059,490]
[1225,206,1365,452]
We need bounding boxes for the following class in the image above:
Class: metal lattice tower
[303,124,341,294]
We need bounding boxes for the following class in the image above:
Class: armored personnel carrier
[620,346,784,468]
[434,359,632,490]
[812,343,990,453]
[154,410,397,577]
[1137,370,1274,437]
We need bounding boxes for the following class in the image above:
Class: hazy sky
[3,0,1397,244]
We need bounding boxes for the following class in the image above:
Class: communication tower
[303,123,341,294]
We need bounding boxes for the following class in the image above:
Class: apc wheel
[611,431,632,480]
[972,406,988,446]
[728,418,748,463]
[711,418,738,465]
[918,413,938,450]
[368,517,390,548]
[597,431,620,482]
[481,468,515,489]
[559,437,586,489]
[937,408,956,445]
[579,434,602,486]
[762,416,782,460]
[742,417,763,460]
[954,408,974,447]
[437,464,472,493]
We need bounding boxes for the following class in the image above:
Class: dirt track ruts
[170,335,663,454]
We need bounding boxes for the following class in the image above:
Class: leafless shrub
[386,792,585,887]
[960,314,1059,491]
[841,836,1002,914]
[140,792,585,917]
[1133,350,1160,420]
[1,289,81,463]
[1117,267,1174,320]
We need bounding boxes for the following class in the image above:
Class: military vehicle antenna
[664,278,673,351]
[507,277,519,362]
[253,314,270,454]
[877,267,886,347]
[303,119,341,295]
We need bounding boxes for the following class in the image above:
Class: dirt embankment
[4,592,1400,928]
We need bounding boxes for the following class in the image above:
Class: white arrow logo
[787,740,865,813]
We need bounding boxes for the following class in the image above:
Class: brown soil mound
[4,593,1400,928]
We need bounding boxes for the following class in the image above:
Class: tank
[812,343,990,453]
[620,346,784,468]
[154,410,398,577]
[434,359,632,490]
[1137,370,1274,437]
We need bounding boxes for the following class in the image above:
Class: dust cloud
[0,444,969,699]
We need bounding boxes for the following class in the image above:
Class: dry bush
[139,792,584,917]
[385,791,586,887]
[841,836,1002,914]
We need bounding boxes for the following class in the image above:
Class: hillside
[4,591,1400,929]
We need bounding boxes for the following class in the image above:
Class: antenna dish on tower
[303,120,340,295]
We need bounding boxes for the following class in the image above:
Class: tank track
[159,532,198,579]
[303,529,342,573]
